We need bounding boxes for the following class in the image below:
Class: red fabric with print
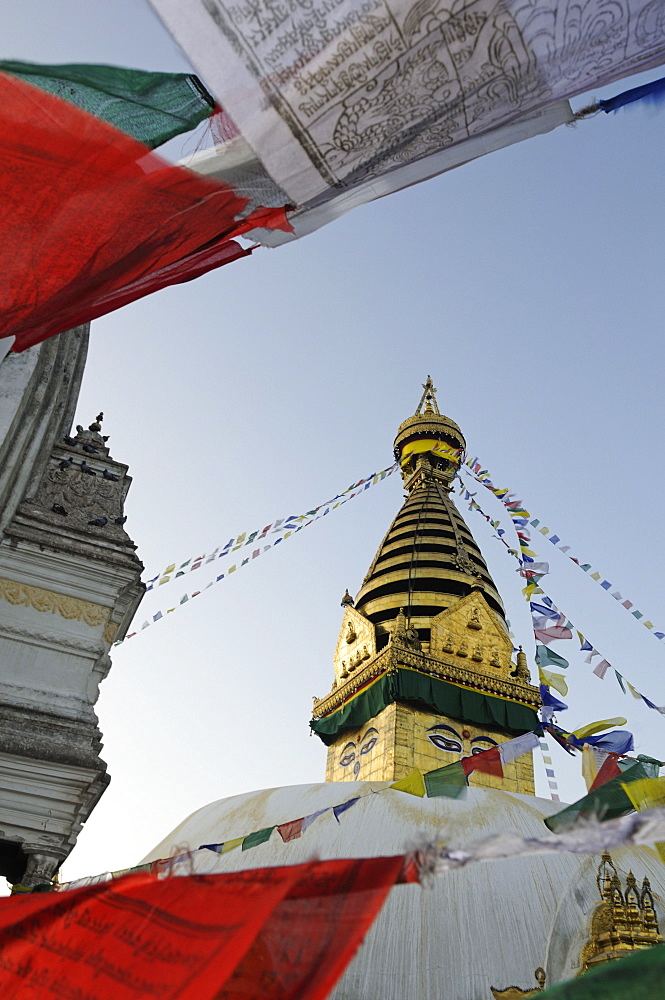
[0,856,409,999]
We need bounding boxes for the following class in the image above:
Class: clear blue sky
[4,0,665,882]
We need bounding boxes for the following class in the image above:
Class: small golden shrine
[580,852,663,973]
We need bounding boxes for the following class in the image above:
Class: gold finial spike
[415,376,441,416]
[89,412,104,432]
[341,588,354,608]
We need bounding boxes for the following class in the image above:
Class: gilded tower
[311,379,540,794]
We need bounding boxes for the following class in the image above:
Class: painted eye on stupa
[339,742,356,767]
[427,733,462,752]
[359,727,379,756]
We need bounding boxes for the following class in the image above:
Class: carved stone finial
[89,412,103,433]
[341,588,354,608]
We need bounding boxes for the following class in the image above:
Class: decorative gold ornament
[0,576,109,628]
[491,968,546,999]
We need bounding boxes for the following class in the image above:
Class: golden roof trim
[312,645,540,717]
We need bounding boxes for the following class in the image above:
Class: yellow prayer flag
[581,745,600,791]
[220,837,244,854]
[590,571,601,581]
[228,564,237,574]
[572,717,627,740]
[621,777,665,813]
[163,563,175,576]
[390,767,426,797]
[656,843,665,864]
[626,680,643,700]
[158,575,171,586]
[644,621,655,629]
[538,667,568,697]
[539,527,550,535]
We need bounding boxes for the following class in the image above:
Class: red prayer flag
[278,817,305,842]
[0,856,409,1000]
[589,752,622,792]
[533,626,573,644]
[461,747,504,778]
[0,72,290,353]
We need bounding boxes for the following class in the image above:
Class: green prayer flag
[536,943,665,1000]
[535,645,569,670]
[424,761,467,798]
[545,761,652,833]
[615,670,627,694]
[0,60,214,147]
[241,826,275,850]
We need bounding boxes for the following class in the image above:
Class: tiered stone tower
[311,378,539,793]
[0,327,144,890]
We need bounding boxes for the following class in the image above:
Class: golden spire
[416,376,440,416]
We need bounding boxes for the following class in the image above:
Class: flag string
[119,463,397,643]
[460,478,665,721]
[461,458,665,644]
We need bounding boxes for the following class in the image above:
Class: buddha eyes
[360,736,377,755]
[471,739,497,754]
[427,733,462,753]
[339,748,356,767]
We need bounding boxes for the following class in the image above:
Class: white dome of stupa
[140,781,665,1000]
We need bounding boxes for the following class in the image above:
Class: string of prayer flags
[539,739,560,800]
[1,71,289,354]
[145,463,397,589]
[545,758,657,833]
[123,464,397,642]
[0,60,215,148]
[463,459,665,645]
[463,486,665,724]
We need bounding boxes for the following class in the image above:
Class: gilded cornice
[312,644,540,718]
[0,576,109,628]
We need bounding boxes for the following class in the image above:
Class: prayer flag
[242,827,275,850]
[0,857,409,1000]
[615,671,627,694]
[545,760,653,832]
[424,761,467,798]
[0,72,290,353]
[333,797,360,822]
[221,838,244,854]
[539,685,568,711]
[0,60,214,148]
[588,752,622,791]
[538,668,568,697]
[498,731,539,764]
[461,746,503,778]
[621,776,665,812]
[536,646,569,670]
[390,768,426,797]
[593,659,611,679]
[533,626,573,644]
[278,818,305,843]
[583,730,634,754]
[302,809,329,832]
[572,718,627,740]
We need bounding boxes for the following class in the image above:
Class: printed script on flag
[150,0,665,204]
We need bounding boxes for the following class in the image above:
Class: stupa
[142,380,665,999]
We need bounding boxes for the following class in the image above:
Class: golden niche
[579,852,662,973]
